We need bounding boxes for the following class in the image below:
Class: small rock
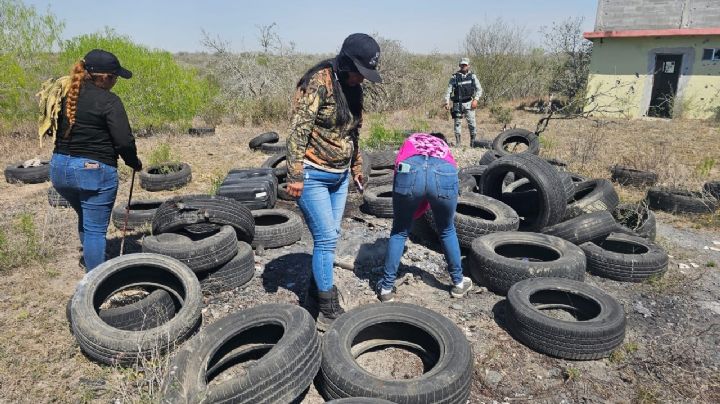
[451,304,464,310]
[483,370,503,388]
[690,262,700,268]
[633,301,652,318]
[364,290,375,296]
[678,263,690,269]
[255,245,265,256]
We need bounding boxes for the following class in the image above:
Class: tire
[458,174,477,195]
[564,179,619,220]
[277,182,294,201]
[542,211,617,245]
[610,165,658,187]
[471,139,493,148]
[152,195,255,243]
[545,158,568,171]
[70,253,202,366]
[326,399,396,404]
[5,160,50,184]
[48,186,70,208]
[366,168,394,187]
[318,303,473,403]
[362,185,394,218]
[580,232,668,282]
[612,203,656,241]
[458,165,487,191]
[261,153,288,181]
[469,232,586,295]
[217,179,277,211]
[140,163,192,192]
[260,142,287,155]
[98,289,177,331]
[143,225,238,272]
[197,242,254,294]
[505,277,626,360]
[409,216,440,250]
[111,199,164,231]
[558,171,576,202]
[704,181,720,199]
[251,209,303,249]
[188,127,215,136]
[480,154,567,231]
[479,150,502,165]
[249,131,279,150]
[647,187,718,214]
[161,304,320,404]
[426,193,519,248]
[492,128,540,156]
[367,150,396,169]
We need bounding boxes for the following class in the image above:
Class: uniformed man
[444,57,483,146]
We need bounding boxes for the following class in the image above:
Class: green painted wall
[585,35,720,119]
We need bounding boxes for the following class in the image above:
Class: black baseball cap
[83,49,132,79]
[339,33,382,83]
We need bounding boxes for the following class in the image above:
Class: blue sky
[25,0,598,53]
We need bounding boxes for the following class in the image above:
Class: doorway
[648,54,682,118]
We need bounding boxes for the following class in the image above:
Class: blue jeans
[297,166,349,292]
[50,153,119,271]
[380,155,463,290]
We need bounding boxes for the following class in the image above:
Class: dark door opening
[648,54,682,118]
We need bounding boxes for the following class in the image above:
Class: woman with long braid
[50,49,142,271]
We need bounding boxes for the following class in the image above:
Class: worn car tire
[318,303,473,403]
[249,131,279,150]
[564,179,619,220]
[48,186,70,208]
[542,211,617,245]
[426,193,519,248]
[505,277,626,360]
[197,242,255,294]
[5,160,50,184]
[140,163,192,192]
[471,138,493,148]
[98,289,177,331]
[479,150,502,165]
[469,232,586,295]
[261,154,288,181]
[111,199,164,231]
[366,168,394,187]
[367,150,397,169]
[704,181,720,200]
[362,185,394,218]
[580,233,668,282]
[492,128,540,156]
[143,225,238,272]
[458,165,487,191]
[610,165,658,187]
[260,141,287,155]
[612,203,657,241]
[152,195,255,243]
[161,304,320,404]
[70,253,202,365]
[647,187,718,214]
[251,209,303,249]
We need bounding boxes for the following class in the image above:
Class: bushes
[59,30,218,132]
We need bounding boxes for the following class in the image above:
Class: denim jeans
[379,155,463,290]
[297,166,349,292]
[50,153,118,271]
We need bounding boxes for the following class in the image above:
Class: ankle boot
[316,285,345,331]
[302,278,319,318]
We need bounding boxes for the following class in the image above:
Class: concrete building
[584,0,720,119]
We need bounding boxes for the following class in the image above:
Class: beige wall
[585,35,720,119]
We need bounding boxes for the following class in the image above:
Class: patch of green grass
[539,136,555,150]
[0,212,50,271]
[562,366,581,382]
[624,341,639,353]
[208,171,225,196]
[707,261,716,268]
[147,143,175,167]
[634,386,660,404]
[608,349,625,363]
[362,117,406,149]
[408,117,431,133]
[696,157,716,178]
[489,104,513,126]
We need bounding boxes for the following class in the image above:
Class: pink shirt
[394,133,457,219]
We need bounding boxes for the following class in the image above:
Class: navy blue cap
[339,33,382,83]
[83,49,132,79]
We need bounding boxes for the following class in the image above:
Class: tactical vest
[450,72,476,103]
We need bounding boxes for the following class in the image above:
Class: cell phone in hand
[355,178,364,193]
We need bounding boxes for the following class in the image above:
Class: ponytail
[63,59,88,138]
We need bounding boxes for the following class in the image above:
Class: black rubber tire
[98,289,177,331]
[367,150,397,169]
[48,186,70,208]
[139,163,192,192]
[568,172,587,184]
[610,165,658,187]
[251,208,303,249]
[161,303,320,404]
[409,216,441,250]
[505,277,626,360]
[504,174,574,202]
[111,199,164,231]
[197,242,255,294]
[580,232,668,282]
[426,193,519,248]
[188,127,215,136]
[647,187,719,214]
[217,180,277,211]
[318,303,473,403]
[458,165,487,191]
[362,185,394,218]
[366,168,394,187]
[612,203,657,241]
[542,211,617,245]
[499,190,539,226]
[564,179,619,220]
[143,225,238,272]
[471,139,493,148]
[545,158,568,171]
[70,253,202,366]
[249,131,280,150]
[261,153,288,181]
[469,232,586,295]
[480,154,567,231]
[152,195,255,244]
[479,150,502,165]
[704,181,720,199]
[558,171,576,202]
[5,160,50,184]
[325,399,396,404]
[277,182,294,201]
[260,142,288,155]
[492,128,540,156]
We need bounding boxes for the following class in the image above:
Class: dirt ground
[0,110,719,403]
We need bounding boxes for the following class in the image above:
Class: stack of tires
[261,154,294,201]
[216,168,277,210]
[249,131,288,155]
[110,199,165,231]
[148,195,257,293]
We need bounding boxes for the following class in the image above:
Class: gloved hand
[130,159,143,172]
[471,99,478,109]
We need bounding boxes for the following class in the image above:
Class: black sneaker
[376,285,396,302]
[450,277,473,298]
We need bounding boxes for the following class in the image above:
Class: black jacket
[55,82,140,169]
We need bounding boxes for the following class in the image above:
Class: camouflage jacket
[286,67,363,183]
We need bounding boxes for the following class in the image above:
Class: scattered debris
[633,301,653,318]
[678,263,690,269]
